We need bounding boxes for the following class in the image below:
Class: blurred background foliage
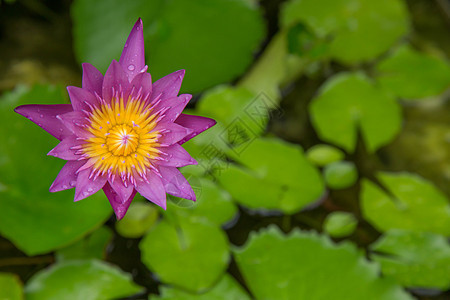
[0,0,449,299]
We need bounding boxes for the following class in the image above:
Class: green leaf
[0,273,23,300]
[150,274,251,300]
[0,85,111,255]
[361,172,450,235]
[371,229,450,290]
[25,260,143,300]
[281,0,409,64]
[376,45,450,100]
[217,138,324,214]
[234,226,413,300]
[72,0,265,93]
[309,72,401,153]
[323,161,358,189]
[56,226,112,261]
[323,211,358,238]
[140,217,230,292]
[115,202,159,238]
[168,177,237,227]
[306,144,345,167]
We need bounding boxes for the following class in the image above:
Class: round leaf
[361,172,450,235]
[376,45,450,100]
[72,0,265,93]
[306,144,345,167]
[234,226,413,300]
[309,72,401,153]
[323,161,358,189]
[25,260,143,300]
[0,85,111,255]
[323,211,358,238]
[116,202,159,238]
[371,229,450,289]
[0,273,23,300]
[140,218,230,292]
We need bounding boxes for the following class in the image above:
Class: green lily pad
[361,172,450,235]
[371,229,450,290]
[323,161,358,189]
[281,0,409,64]
[323,211,358,238]
[217,138,324,214]
[140,217,229,292]
[25,260,143,300]
[168,177,237,227]
[56,226,112,261]
[72,0,265,93]
[306,144,345,167]
[0,85,111,255]
[376,45,450,100]
[309,72,401,153]
[0,273,23,300]
[150,274,251,300]
[234,226,412,300]
[116,202,159,238]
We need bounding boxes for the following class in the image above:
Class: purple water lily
[14,18,215,219]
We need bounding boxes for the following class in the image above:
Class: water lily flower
[14,18,216,219]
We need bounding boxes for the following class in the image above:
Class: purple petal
[175,114,217,144]
[150,70,185,103]
[119,18,146,81]
[47,135,84,160]
[159,166,196,201]
[103,182,137,220]
[67,86,100,112]
[109,178,135,204]
[156,122,193,146]
[129,71,152,103]
[74,169,107,202]
[154,94,192,123]
[14,104,73,141]
[49,160,85,192]
[156,144,197,167]
[135,170,167,209]
[82,63,104,96]
[56,111,93,138]
[102,60,130,103]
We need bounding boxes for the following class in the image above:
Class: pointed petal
[102,60,130,103]
[135,170,167,209]
[150,70,185,102]
[154,94,192,124]
[82,63,104,96]
[74,169,107,202]
[56,111,93,138]
[129,71,152,103]
[49,160,85,192]
[156,144,197,167]
[67,86,100,112]
[156,122,193,146]
[175,114,217,144]
[159,166,196,201]
[103,182,137,220]
[119,18,145,81]
[47,135,84,160]
[109,178,135,204]
[14,104,73,140]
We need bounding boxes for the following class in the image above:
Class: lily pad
[217,138,324,214]
[25,260,143,300]
[150,274,251,300]
[72,0,265,93]
[234,226,412,300]
[323,211,358,238]
[0,273,23,300]
[116,202,159,238]
[281,0,409,64]
[309,72,401,153]
[0,85,111,255]
[56,226,112,261]
[371,229,450,290]
[361,172,450,235]
[306,144,345,167]
[323,161,358,189]
[140,217,230,292]
[376,45,450,100]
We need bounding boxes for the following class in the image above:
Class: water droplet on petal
[83,191,90,196]
[40,114,44,118]
[70,180,76,186]
[62,184,68,189]
[87,187,93,192]
[124,43,128,48]
[128,64,135,71]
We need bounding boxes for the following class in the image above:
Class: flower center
[106,124,139,156]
